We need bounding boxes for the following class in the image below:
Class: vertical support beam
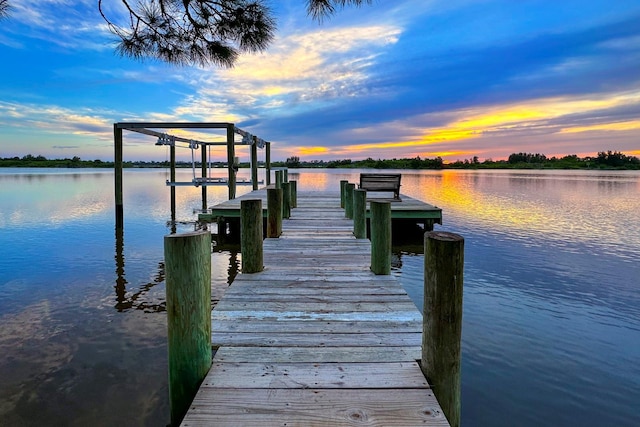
[290,180,297,208]
[267,187,282,238]
[265,142,271,186]
[283,168,288,183]
[353,189,367,239]
[164,230,212,427]
[345,183,355,219]
[241,199,263,273]
[201,143,207,210]
[114,124,124,229]
[226,124,236,200]
[370,200,391,275]
[340,180,348,209]
[422,231,464,427]
[251,136,259,190]
[275,170,283,189]
[170,144,176,233]
[281,182,291,219]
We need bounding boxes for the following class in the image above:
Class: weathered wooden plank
[213,345,422,363]
[211,332,422,347]
[214,301,419,312]
[211,310,422,322]
[202,361,429,389]
[211,319,422,334]
[182,389,448,427]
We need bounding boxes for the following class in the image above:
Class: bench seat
[358,173,401,200]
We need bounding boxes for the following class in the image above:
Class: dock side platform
[182,191,449,426]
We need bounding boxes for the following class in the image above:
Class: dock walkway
[182,191,449,426]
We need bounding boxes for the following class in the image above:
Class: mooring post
[164,230,212,427]
[265,142,271,186]
[275,170,283,189]
[422,231,464,427]
[283,168,288,183]
[282,182,291,219]
[267,187,283,238]
[345,183,355,219]
[251,136,259,191]
[290,180,297,208]
[353,189,367,239]
[114,124,124,229]
[240,199,263,273]
[370,200,391,275]
[340,180,348,208]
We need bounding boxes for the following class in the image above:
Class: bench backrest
[359,173,401,192]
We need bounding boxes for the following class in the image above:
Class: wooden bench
[358,173,401,200]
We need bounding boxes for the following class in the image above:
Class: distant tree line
[3,151,639,170]
[447,151,640,170]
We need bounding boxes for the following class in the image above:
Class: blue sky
[1,0,639,162]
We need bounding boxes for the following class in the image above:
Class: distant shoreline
[2,151,639,170]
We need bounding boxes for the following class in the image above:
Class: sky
[0,0,639,163]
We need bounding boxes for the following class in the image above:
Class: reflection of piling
[370,200,391,275]
[164,230,212,426]
[422,231,464,427]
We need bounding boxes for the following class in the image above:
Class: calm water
[1,168,639,426]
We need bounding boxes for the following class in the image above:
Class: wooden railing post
[282,182,291,219]
[422,231,464,427]
[370,200,391,275]
[164,230,212,427]
[353,189,367,239]
[345,183,355,219]
[267,187,282,238]
[275,170,283,189]
[340,180,348,208]
[290,180,297,208]
[241,199,263,273]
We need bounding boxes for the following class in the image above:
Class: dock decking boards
[182,191,449,426]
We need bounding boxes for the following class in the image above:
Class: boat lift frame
[113,122,272,229]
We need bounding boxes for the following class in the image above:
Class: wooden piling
[340,180,348,208]
[114,124,123,229]
[422,231,464,427]
[290,180,297,208]
[240,199,264,273]
[265,142,271,186]
[370,200,391,275]
[251,136,259,191]
[164,230,212,427]
[353,189,367,239]
[282,182,291,219]
[226,124,236,200]
[267,188,283,238]
[345,183,355,219]
[275,170,283,189]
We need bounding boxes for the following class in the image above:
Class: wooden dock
[198,188,443,231]
[182,191,449,426]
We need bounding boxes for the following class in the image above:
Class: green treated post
[345,183,355,219]
[282,182,291,219]
[164,230,212,427]
[265,142,271,186]
[370,200,391,275]
[290,180,297,208]
[251,136,259,191]
[267,187,282,238]
[353,189,367,239]
[283,168,288,183]
[340,180,348,208]
[240,199,263,273]
[422,231,464,427]
[226,124,236,200]
[275,170,283,189]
